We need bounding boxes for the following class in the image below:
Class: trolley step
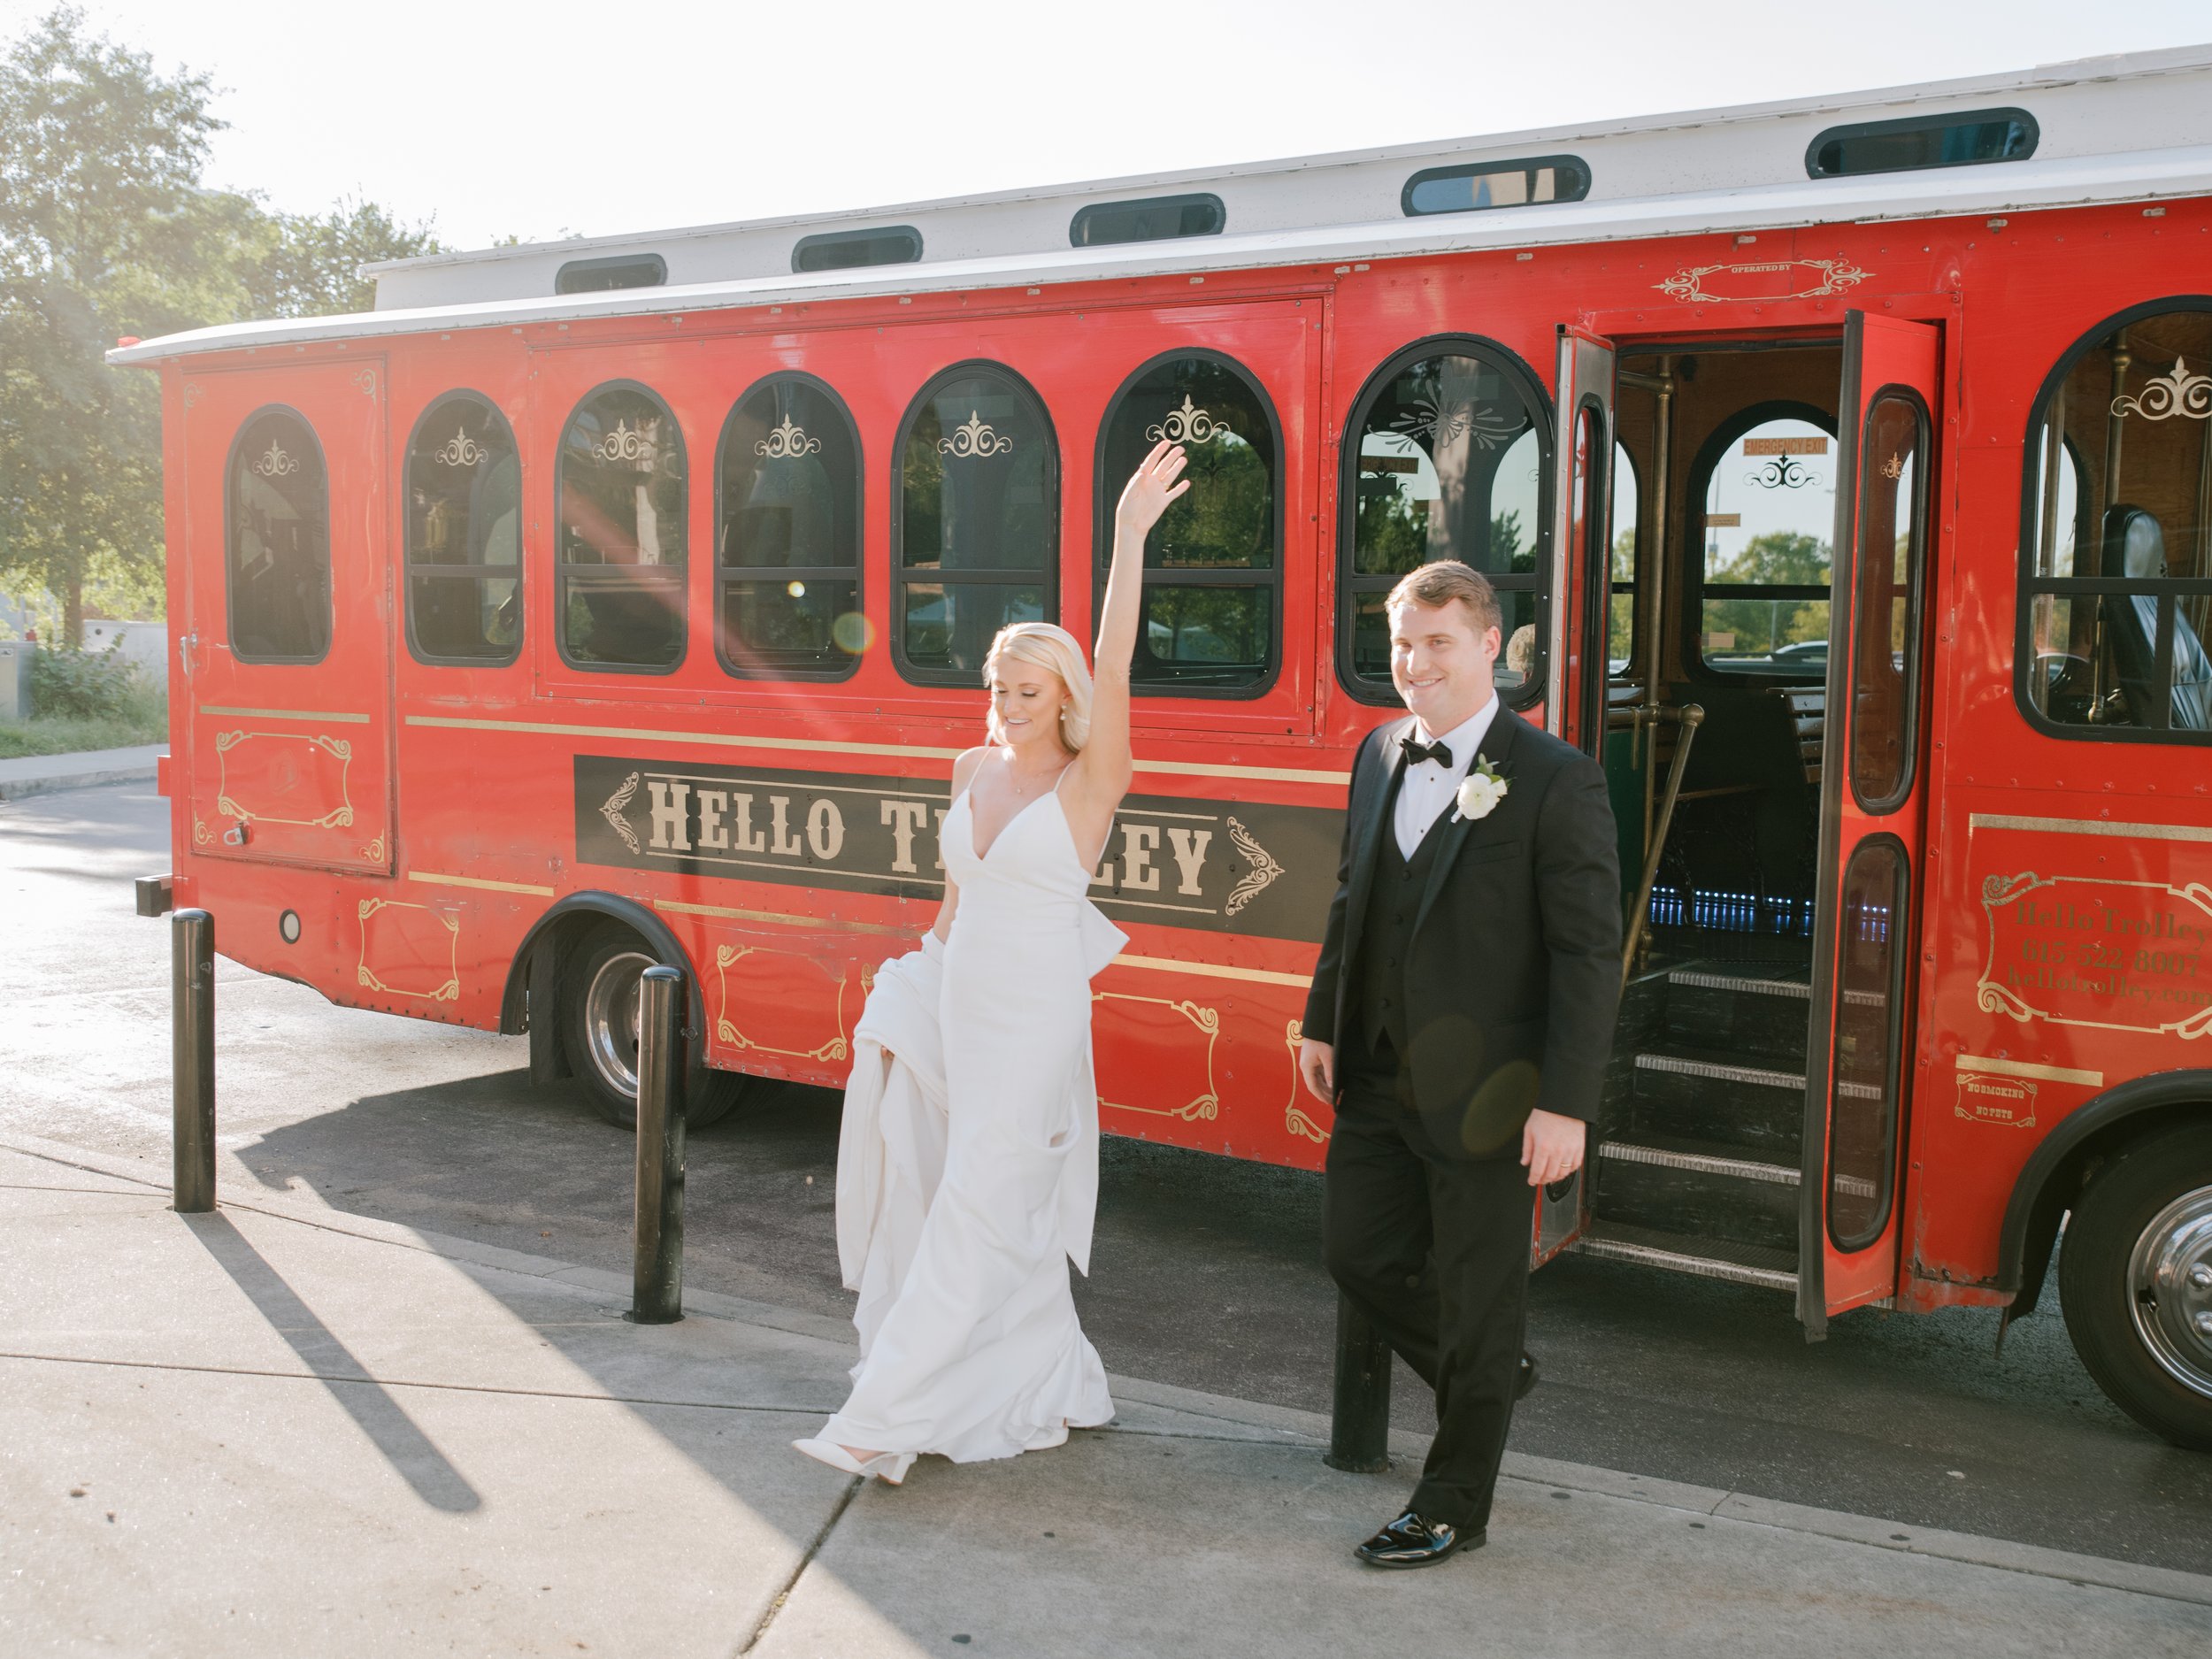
[1569,1219,1797,1292]
[1594,1133,1801,1253]
[1662,959,1812,1064]
[1626,1046,1806,1154]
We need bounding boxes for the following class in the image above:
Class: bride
[794,440,1190,1484]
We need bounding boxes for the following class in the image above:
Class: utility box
[0,641,32,721]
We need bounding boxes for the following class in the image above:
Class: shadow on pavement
[185,1209,483,1513]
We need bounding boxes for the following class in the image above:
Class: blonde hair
[982,622,1093,751]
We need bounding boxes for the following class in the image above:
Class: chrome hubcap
[2128,1184,2212,1399]
[582,949,653,1101]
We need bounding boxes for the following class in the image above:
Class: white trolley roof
[111,44,2212,367]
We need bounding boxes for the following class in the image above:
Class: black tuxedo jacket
[1302,708,1624,1158]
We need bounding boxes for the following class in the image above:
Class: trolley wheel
[2058,1120,2212,1450]
[560,922,748,1133]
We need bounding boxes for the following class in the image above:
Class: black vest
[1355,776,1450,1059]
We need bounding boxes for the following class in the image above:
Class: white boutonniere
[1453,757,1509,823]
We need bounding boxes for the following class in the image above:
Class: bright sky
[7,1,2209,250]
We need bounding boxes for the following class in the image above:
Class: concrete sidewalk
[0,744,164,803]
[3,1130,2207,1658]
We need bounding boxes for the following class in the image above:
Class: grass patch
[0,687,167,759]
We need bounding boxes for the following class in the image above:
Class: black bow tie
[1400,735,1454,768]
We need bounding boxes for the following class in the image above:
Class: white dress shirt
[1393,695,1500,861]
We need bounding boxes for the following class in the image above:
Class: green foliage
[1703,530,1831,659]
[27,635,136,717]
[0,7,442,645]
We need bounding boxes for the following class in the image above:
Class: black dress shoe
[1517,1352,1538,1401]
[1356,1509,1486,1569]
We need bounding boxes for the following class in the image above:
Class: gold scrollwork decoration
[1282,1017,1330,1145]
[1094,991,1220,1121]
[210,730,358,830]
[253,441,299,480]
[1225,816,1284,917]
[2111,357,2212,423]
[361,835,386,863]
[756,416,821,459]
[434,424,489,467]
[192,818,211,848]
[600,772,641,855]
[350,368,378,398]
[713,944,851,1061]
[938,410,1014,459]
[1146,395,1222,446]
[182,381,204,409]
[1653,258,1872,306]
[1879,452,1905,480]
[356,897,460,1002]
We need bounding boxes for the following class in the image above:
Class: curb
[0,762,159,803]
[9,1126,2212,1611]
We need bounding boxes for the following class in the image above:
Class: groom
[1299,560,1621,1569]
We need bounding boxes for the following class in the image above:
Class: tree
[250,196,442,319]
[1703,530,1831,657]
[0,8,442,644]
[0,7,229,643]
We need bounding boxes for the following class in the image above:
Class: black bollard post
[1325,1292,1392,1472]
[629,964,686,1324]
[171,909,216,1214]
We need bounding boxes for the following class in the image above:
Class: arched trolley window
[2020,299,2212,741]
[1338,338,1550,707]
[1686,403,1837,681]
[404,392,520,665]
[1094,351,1281,695]
[227,406,332,664]
[716,374,864,680]
[892,363,1056,683]
[556,382,688,672]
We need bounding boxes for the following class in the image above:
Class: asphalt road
[5,781,2210,1575]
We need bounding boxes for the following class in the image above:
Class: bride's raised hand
[1114,439,1190,540]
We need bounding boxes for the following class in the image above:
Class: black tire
[559,921,749,1132]
[2058,1120,2212,1451]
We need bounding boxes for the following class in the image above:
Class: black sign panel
[572,754,1340,943]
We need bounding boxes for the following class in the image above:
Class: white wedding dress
[802,770,1125,1469]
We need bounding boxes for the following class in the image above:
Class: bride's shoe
[792,1437,916,1485]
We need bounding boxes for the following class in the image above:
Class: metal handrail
[1620,703,1706,979]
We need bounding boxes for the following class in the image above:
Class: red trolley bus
[118,47,2212,1446]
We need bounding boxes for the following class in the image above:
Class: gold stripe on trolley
[1955,1053,2104,1087]
[656,897,910,935]
[1967,813,2212,843]
[402,713,1349,787]
[201,705,372,724]
[1113,953,1313,989]
[410,871,556,896]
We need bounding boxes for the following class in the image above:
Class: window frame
[552,377,691,678]
[2013,295,2212,747]
[1069,193,1225,249]
[1804,107,2038,180]
[1609,440,1643,677]
[402,389,523,670]
[792,225,923,273]
[711,370,864,684]
[1401,155,1590,218]
[555,252,666,295]
[1826,831,1913,1255]
[223,403,334,667]
[1681,397,1839,687]
[1846,385,1932,815]
[1090,347,1286,702]
[888,358,1060,688]
[1334,334,1555,710]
